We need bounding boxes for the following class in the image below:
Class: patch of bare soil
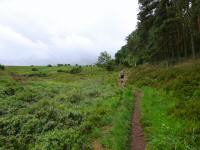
[11,73,28,84]
[92,126,111,150]
[92,140,104,150]
[131,90,146,150]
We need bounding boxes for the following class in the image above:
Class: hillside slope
[128,59,200,149]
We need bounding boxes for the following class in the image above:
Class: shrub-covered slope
[0,66,133,150]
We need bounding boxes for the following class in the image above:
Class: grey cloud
[0,0,138,66]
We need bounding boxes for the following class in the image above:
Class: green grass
[141,87,195,150]
[127,59,200,149]
[101,88,134,150]
[0,66,134,150]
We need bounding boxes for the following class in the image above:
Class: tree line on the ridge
[115,0,200,66]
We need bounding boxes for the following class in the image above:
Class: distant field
[0,66,133,150]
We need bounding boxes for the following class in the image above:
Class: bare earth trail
[119,72,146,150]
[131,90,146,150]
[93,73,146,150]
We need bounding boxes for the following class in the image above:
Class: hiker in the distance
[120,71,125,85]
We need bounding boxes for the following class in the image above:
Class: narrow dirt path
[131,90,146,150]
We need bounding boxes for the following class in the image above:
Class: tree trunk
[177,29,181,61]
[198,16,200,32]
[190,32,196,59]
[183,24,188,58]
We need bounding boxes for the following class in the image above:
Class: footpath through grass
[100,88,134,150]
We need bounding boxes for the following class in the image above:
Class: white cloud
[52,34,94,49]
[0,0,138,65]
[0,24,47,49]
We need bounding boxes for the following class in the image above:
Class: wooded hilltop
[115,0,200,66]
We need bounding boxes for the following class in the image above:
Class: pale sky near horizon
[0,0,138,65]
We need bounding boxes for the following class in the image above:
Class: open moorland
[0,66,133,149]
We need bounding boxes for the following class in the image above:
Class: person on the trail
[120,71,125,85]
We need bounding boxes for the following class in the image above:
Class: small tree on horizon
[96,51,115,71]
[97,51,112,67]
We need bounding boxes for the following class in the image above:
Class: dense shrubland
[0,66,133,149]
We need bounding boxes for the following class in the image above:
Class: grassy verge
[141,87,199,150]
[100,87,134,150]
[90,88,134,150]
[127,59,200,149]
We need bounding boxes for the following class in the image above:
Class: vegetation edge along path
[131,90,146,150]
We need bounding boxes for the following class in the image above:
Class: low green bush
[57,69,68,73]
[47,64,52,67]
[3,87,15,96]
[28,72,47,77]
[31,68,38,71]
[68,90,83,104]
[69,66,82,74]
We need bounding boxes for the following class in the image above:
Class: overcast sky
[0,0,138,65]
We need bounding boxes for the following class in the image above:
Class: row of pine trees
[115,0,200,66]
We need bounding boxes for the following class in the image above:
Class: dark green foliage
[105,59,115,71]
[97,51,116,71]
[47,64,52,67]
[57,69,63,72]
[28,72,47,77]
[116,0,200,66]
[97,51,112,67]
[0,64,5,70]
[31,68,38,71]
[3,87,15,96]
[69,66,82,74]
[57,64,64,67]
[57,69,68,73]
